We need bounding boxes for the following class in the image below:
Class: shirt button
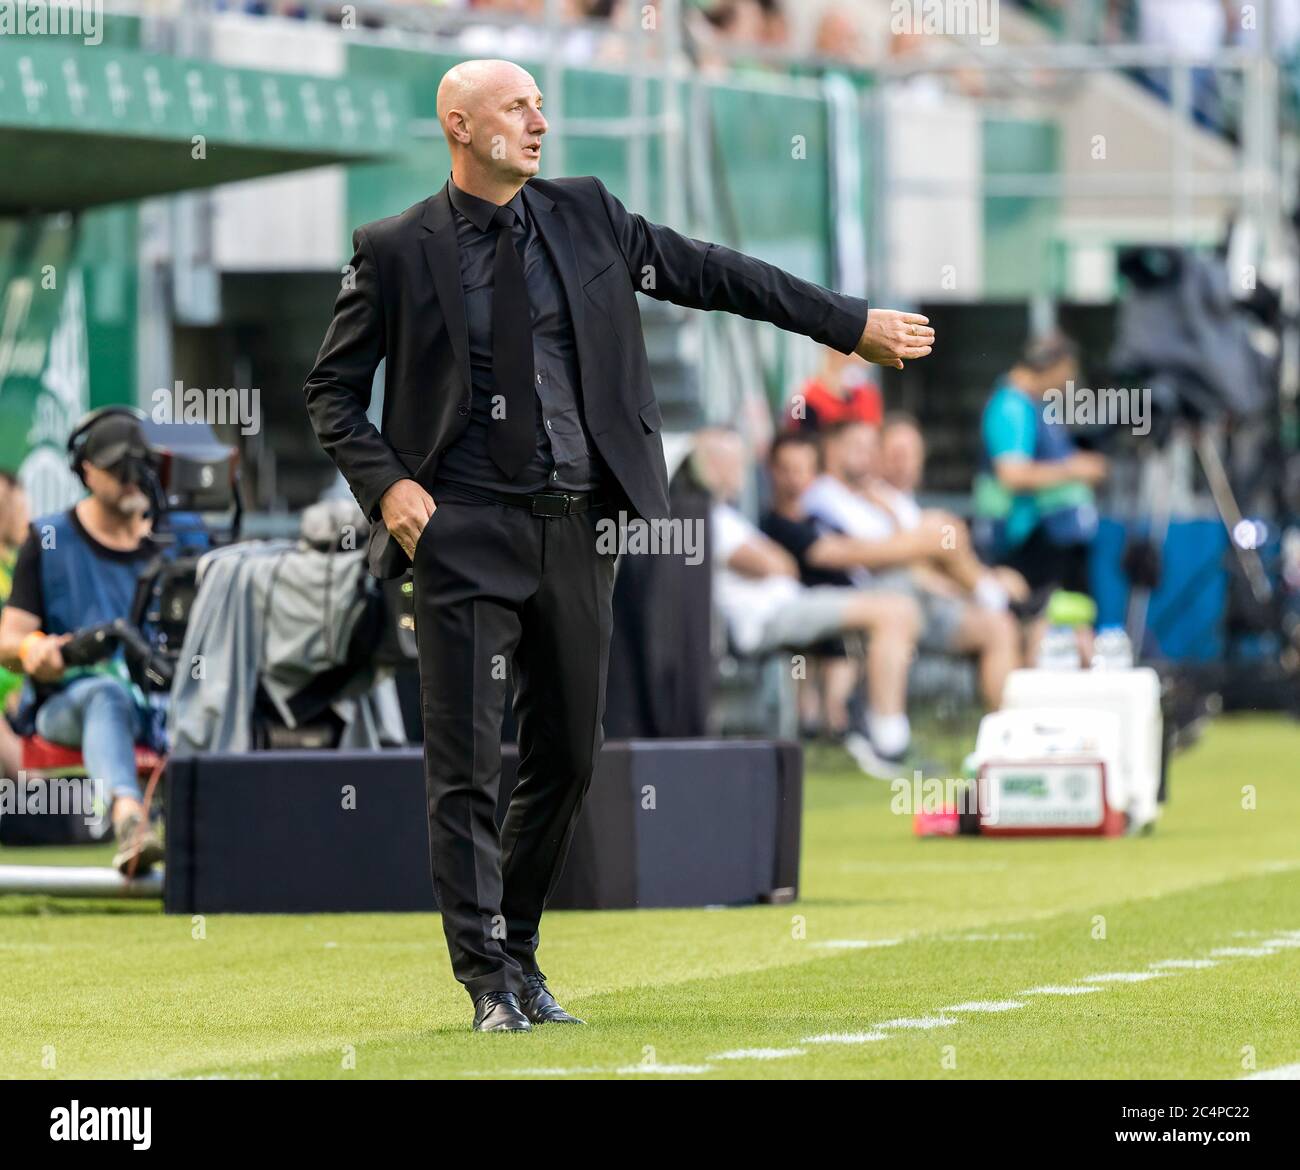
[536,372,545,384]
[457,403,469,416]
[546,419,552,430]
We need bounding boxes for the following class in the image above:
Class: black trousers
[1000,524,1092,597]
[412,487,617,1003]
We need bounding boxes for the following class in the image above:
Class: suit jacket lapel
[522,183,589,380]
[419,184,472,404]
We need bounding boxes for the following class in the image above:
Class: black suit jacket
[304,175,869,578]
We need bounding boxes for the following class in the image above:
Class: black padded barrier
[163,740,802,914]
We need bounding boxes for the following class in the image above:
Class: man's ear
[447,110,471,146]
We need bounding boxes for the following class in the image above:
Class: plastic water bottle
[1091,626,1134,671]
[1037,625,1081,670]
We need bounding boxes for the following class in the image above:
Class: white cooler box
[975,667,1164,835]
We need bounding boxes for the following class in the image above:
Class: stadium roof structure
[0,40,410,214]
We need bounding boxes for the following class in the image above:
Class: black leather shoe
[472,991,532,1032]
[521,972,585,1025]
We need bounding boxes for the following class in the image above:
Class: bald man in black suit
[305,58,934,1032]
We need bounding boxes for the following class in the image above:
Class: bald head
[436,59,535,124]
[437,59,547,199]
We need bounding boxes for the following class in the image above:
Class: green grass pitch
[1,714,1297,1079]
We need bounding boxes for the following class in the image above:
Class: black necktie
[488,204,535,480]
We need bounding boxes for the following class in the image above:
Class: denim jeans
[34,674,144,804]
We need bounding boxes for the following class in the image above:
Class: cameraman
[0,413,163,874]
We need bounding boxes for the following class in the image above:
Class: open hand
[855,309,934,369]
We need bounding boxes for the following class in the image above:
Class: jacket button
[457,403,470,416]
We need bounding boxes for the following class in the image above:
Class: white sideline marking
[616,1064,713,1076]
[1244,1063,1300,1080]
[941,1001,1026,1013]
[1020,985,1103,996]
[788,925,1300,1069]
[941,932,1035,942]
[877,1016,958,1030]
[472,1063,716,1078]
[1079,972,1169,984]
[709,1048,806,1061]
[813,938,902,950]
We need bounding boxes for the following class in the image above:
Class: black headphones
[67,405,148,482]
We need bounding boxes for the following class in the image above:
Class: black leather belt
[433,481,605,517]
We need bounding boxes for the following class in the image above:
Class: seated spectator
[757,0,789,49]
[760,433,858,741]
[459,0,605,64]
[879,411,1030,607]
[799,421,1021,710]
[0,469,30,782]
[878,411,925,498]
[691,0,781,75]
[784,345,882,432]
[1134,0,1230,132]
[693,429,920,776]
[0,413,164,874]
[812,5,869,68]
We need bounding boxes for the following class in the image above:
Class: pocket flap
[638,399,662,434]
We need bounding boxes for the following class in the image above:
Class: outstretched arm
[591,177,933,367]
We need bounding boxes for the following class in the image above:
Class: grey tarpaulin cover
[167,541,406,754]
[1110,249,1270,422]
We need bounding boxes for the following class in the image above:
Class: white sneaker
[843,732,908,781]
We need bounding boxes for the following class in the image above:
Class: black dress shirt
[434,176,604,494]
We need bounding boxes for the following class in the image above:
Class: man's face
[83,462,150,518]
[2,484,29,546]
[463,71,547,182]
[708,434,747,501]
[770,442,818,505]
[830,423,878,486]
[880,424,924,493]
[1035,356,1077,397]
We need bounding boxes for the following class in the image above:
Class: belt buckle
[531,491,571,518]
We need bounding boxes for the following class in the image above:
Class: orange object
[787,375,883,431]
[17,630,47,672]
